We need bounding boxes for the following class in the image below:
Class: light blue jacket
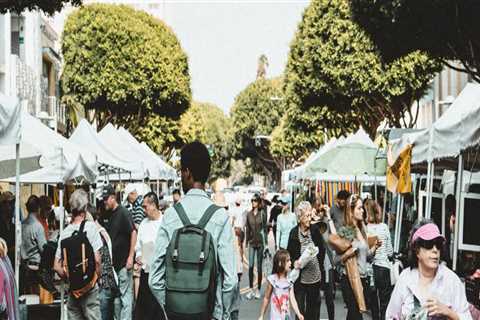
[276,212,297,249]
[149,189,237,320]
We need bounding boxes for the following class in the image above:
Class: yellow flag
[386,144,412,194]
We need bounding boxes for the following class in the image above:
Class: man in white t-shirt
[54,189,102,320]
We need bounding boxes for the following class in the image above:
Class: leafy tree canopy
[0,0,82,14]
[350,0,480,82]
[180,102,233,181]
[126,114,183,161]
[274,0,440,159]
[230,77,286,186]
[62,4,191,128]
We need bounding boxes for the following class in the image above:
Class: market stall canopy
[98,123,149,180]
[117,127,176,180]
[0,96,97,183]
[293,137,343,179]
[391,83,480,171]
[303,128,386,178]
[139,141,176,180]
[69,119,143,178]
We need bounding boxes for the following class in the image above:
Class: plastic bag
[262,247,273,274]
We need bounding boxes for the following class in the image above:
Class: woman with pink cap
[386,220,472,319]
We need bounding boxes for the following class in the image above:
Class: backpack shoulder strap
[79,219,87,233]
[174,203,191,226]
[197,204,221,229]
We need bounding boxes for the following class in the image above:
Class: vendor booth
[389,83,480,271]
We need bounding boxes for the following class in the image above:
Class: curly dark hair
[408,219,445,268]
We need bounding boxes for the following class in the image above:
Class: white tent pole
[398,196,404,251]
[157,179,160,196]
[59,185,65,320]
[14,143,21,289]
[382,190,387,223]
[425,161,432,220]
[453,154,463,272]
[394,195,402,252]
[427,162,435,219]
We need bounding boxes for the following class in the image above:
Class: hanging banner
[387,144,412,194]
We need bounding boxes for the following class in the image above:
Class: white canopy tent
[391,83,480,168]
[291,137,343,180]
[390,83,480,270]
[139,141,176,180]
[117,127,176,180]
[0,95,98,319]
[69,119,145,180]
[0,108,98,183]
[98,123,149,180]
[300,128,385,179]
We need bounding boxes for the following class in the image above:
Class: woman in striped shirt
[365,199,393,320]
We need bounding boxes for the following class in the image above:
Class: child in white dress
[258,250,304,320]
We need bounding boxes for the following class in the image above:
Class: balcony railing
[10,54,37,115]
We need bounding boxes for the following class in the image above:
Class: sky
[150,1,309,113]
[55,0,310,114]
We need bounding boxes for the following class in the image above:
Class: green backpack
[165,203,220,319]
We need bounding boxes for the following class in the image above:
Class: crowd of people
[0,140,478,320]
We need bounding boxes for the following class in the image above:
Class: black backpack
[165,203,220,320]
[60,220,97,298]
[39,239,58,293]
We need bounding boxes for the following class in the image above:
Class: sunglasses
[418,237,444,250]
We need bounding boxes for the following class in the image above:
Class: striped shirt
[298,229,321,284]
[126,196,146,226]
[366,223,394,269]
[0,256,19,320]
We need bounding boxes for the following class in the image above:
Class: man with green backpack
[149,141,237,320]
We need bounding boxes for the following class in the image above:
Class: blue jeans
[248,245,264,290]
[114,268,133,320]
[99,288,115,320]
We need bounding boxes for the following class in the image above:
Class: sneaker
[254,289,261,300]
[246,290,254,300]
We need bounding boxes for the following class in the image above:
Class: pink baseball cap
[412,223,445,243]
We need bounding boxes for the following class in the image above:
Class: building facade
[415,64,472,129]
[0,10,65,133]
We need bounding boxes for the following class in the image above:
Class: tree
[126,114,183,161]
[179,102,233,182]
[62,4,191,130]
[350,0,480,82]
[230,77,286,189]
[0,0,82,15]
[272,0,440,159]
[271,103,359,160]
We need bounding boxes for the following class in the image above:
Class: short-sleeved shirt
[55,220,103,260]
[268,274,293,320]
[107,205,135,271]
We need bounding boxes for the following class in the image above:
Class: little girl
[258,250,304,320]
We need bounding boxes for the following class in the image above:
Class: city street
[1,1,480,320]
